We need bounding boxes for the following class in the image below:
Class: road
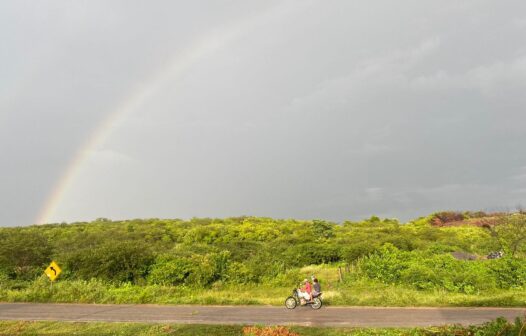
[0,303,524,327]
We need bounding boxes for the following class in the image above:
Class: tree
[483,213,526,256]
[0,230,52,280]
[311,220,335,239]
[65,241,153,283]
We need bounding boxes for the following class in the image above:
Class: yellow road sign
[44,261,62,281]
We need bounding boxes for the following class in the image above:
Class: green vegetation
[0,317,525,336]
[0,212,525,306]
[0,321,242,336]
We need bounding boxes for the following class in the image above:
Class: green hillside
[1,212,525,306]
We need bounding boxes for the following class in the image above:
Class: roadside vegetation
[1,317,525,336]
[0,211,525,306]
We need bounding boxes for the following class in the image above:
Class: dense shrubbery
[359,244,526,293]
[0,230,52,280]
[64,241,153,283]
[0,214,524,296]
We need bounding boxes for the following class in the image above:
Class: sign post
[44,261,62,290]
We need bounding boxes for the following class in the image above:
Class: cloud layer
[1,1,525,226]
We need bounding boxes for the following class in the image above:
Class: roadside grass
[1,276,525,307]
[0,321,465,336]
[0,321,243,336]
[1,319,525,336]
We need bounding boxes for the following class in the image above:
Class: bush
[384,235,417,251]
[310,220,335,239]
[262,268,303,287]
[432,256,495,293]
[360,245,498,293]
[187,251,230,287]
[341,242,378,262]
[244,258,285,284]
[360,244,406,283]
[488,257,526,289]
[148,251,232,287]
[464,316,525,336]
[284,243,341,267]
[147,256,195,285]
[0,230,52,280]
[64,241,153,283]
[400,264,439,290]
[225,262,255,284]
[0,268,9,289]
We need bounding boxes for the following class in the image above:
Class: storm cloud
[1,0,525,226]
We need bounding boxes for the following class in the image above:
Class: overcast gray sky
[1,1,526,227]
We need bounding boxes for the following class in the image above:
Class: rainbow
[35,19,253,225]
[35,3,300,224]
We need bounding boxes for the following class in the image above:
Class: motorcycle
[285,288,322,309]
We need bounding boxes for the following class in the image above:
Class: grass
[0,321,479,336]
[1,320,525,336]
[0,321,243,336]
[1,276,525,307]
[1,266,525,307]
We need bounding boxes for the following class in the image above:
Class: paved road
[0,303,524,327]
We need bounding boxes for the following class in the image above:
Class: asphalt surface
[0,303,524,327]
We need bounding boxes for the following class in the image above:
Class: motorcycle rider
[311,277,321,298]
[298,278,312,304]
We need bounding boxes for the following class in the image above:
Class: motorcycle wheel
[285,296,297,309]
[310,297,322,309]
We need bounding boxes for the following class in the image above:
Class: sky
[1,0,526,227]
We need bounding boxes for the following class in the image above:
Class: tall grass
[1,275,525,307]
